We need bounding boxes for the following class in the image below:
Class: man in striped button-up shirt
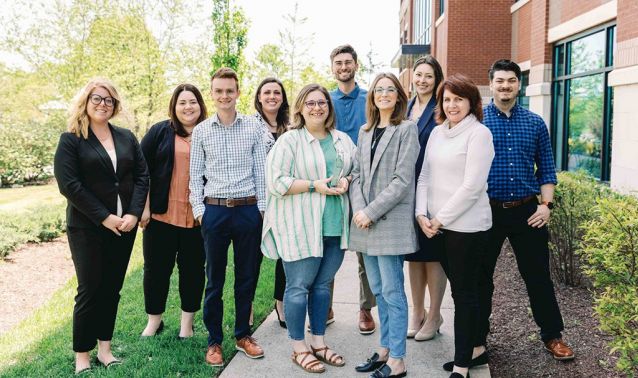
[189,67,267,367]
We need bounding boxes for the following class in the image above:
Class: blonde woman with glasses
[54,78,149,374]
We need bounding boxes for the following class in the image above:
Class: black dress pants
[475,200,564,346]
[142,219,205,314]
[438,229,489,368]
[274,259,286,301]
[67,225,137,352]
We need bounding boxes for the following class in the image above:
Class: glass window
[567,74,604,177]
[552,25,615,181]
[439,0,444,16]
[569,30,605,75]
[517,71,529,109]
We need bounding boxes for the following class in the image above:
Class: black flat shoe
[75,367,92,375]
[369,364,407,378]
[443,352,488,372]
[274,302,287,329]
[355,352,387,373]
[449,372,469,378]
[178,325,195,340]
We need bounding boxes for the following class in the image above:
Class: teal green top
[319,134,343,236]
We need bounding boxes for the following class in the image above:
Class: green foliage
[0,202,66,258]
[580,193,638,375]
[0,116,65,186]
[211,0,249,74]
[548,171,612,286]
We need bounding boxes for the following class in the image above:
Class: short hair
[330,44,358,63]
[488,59,522,81]
[364,73,408,131]
[253,77,290,137]
[211,67,239,90]
[435,73,483,124]
[413,55,444,98]
[67,77,123,139]
[290,84,336,131]
[168,84,208,137]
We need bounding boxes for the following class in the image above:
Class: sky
[234,0,400,72]
[0,0,400,78]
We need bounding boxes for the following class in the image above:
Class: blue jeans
[282,237,344,341]
[363,254,408,359]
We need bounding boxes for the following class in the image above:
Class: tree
[278,2,314,97]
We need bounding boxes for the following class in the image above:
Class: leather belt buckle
[502,201,516,209]
[225,198,235,207]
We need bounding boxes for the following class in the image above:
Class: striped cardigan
[261,127,356,262]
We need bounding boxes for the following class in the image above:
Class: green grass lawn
[0,183,63,211]
[0,233,275,377]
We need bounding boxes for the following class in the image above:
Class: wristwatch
[308,180,315,193]
[541,201,554,210]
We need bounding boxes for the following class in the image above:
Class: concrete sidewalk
[221,252,491,378]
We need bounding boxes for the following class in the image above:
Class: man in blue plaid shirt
[190,67,267,367]
[470,60,574,368]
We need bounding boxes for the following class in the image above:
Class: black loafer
[355,352,386,373]
[450,372,469,378]
[443,352,488,371]
[370,363,407,378]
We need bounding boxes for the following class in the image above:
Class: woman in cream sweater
[415,73,494,378]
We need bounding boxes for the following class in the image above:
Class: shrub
[548,171,612,286]
[0,116,64,186]
[0,203,66,259]
[580,195,638,376]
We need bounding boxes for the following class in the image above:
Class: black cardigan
[140,120,177,214]
[54,124,149,228]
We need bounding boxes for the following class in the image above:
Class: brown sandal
[291,350,326,373]
[311,345,346,367]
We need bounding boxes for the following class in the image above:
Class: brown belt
[205,196,257,207]
[489,195,536,209]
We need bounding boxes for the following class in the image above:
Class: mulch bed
[487,241,623,378]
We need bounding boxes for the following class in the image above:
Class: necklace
[371,127,386,149]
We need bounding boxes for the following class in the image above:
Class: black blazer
[407,95,438,179]
[140,120,175,214]
[54,124,149,228]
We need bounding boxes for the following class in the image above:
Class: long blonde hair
[67,78,123,139]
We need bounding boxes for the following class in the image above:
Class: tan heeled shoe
[406,309,427,338]
[415,315,443,341]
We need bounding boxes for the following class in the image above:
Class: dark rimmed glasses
[304,100,329,109]
[89,94,116,107]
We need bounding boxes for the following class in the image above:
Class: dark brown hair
[413,55,444,98]
[330,44,358,63]
[253,77,290,137]
[210,67,239,90]
[435,73,483,124]
[290,84,336,131]
[364,73,408,131]
[168,84,208,137]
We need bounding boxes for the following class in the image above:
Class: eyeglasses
[89,94,116,107]
[304,100,329,109]
[374,86,398,95]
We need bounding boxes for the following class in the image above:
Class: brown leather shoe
[205,344,223,367]
[326,307,335,325]
[236,336,265,359]
[358,308,376,335]
[544,338,575,360]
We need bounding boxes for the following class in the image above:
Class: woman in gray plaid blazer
[349,73,419,378]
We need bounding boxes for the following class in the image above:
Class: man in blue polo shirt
[455,60,574,372]
[328,44,376,334]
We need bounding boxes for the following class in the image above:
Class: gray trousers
[330,251,376,309]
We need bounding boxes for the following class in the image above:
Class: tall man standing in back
[329,44,376,335]
[460,59,574,371]
[190,67,267,367]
